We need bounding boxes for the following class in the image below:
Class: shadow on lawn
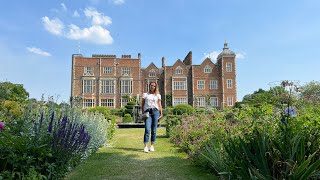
[66,151,216,180]
[155,134,168,138]
[114,147,142,152]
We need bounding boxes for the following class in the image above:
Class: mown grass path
[65,127,216,180]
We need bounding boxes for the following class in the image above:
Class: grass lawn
[65,127,217,180]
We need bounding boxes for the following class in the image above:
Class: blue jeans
[144,109,160,144]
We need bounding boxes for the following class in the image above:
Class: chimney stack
[162,56,165,68]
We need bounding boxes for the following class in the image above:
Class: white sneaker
[149,145,155,152]
[144,146,149,153]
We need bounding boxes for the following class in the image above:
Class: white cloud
[61,3,67,11]
[26,47,51,56]
[236,51,247,59]
[66,24,113,44]
[42,16,64,35]
[111,0,125,5]
[203,51,220,61]
[84,7,112,26]
[73,10,80,17]
[42,7,113,45]
[203,50,247,61]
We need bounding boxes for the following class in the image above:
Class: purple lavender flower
[175,139,181,144]
[285,107,297,117]
[39,111,44,130]
[48,112,54,133]
[0,121,5,130]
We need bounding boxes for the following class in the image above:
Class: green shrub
[0,100,110,179]
[163,107,173,116]
[123,114,133,123]
[172,104,194,115]
[86,106,111,117]
[110,108,125,117]
[0,100,24,123]
[165,114,183,137]
[194,107,206,114]
[196,103,320,179]
[165,94,172,107]
[127,101,136,106]
[169,112,228,159]
[124,101,136,116]
[85,106,116,141]
[106,115,116,140]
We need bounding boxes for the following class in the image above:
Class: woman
[141,81,162,153]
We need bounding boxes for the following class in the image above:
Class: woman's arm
[158,99,162,119]
[141,98,145,112]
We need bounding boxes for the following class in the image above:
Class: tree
[242,81,301,108]
[0,82,29,102]
[1,100,23,122]
[0,82,29,122]
[242,88,278,106]
[300,81,320,103]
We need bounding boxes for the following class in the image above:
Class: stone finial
[217,40,235,59]
[223,40,228,50]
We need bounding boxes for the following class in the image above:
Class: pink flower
[0,121,4,130]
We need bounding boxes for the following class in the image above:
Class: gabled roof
[172,59,186,68]
[201,57,215,65]
[145,62,159,70]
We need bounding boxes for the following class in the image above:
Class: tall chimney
[162,56,165,68]
[183,51,192,65]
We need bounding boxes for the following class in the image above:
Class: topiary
[172,104,194,115]
[125,101,136,116]
[123,113,133,123]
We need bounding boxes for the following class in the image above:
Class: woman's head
[148,81,158,94]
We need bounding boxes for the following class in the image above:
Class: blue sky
[0,0,319,103]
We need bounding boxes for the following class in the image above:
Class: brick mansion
[71,42,237,109]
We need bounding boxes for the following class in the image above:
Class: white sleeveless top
[142,93,161,110]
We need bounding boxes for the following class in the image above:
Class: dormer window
[149,69,156,77]
[175,66,183,74]
[84,67,94,76]
[204,65,212,73]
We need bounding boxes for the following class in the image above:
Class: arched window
[149,69,156,77]
[175,66,183,74]
[204,65,212,73]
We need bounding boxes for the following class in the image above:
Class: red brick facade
[71,42,236,109]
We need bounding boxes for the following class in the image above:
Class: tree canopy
[242,88,277,106]
[300,81,320,103]
[0,82,29,102]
